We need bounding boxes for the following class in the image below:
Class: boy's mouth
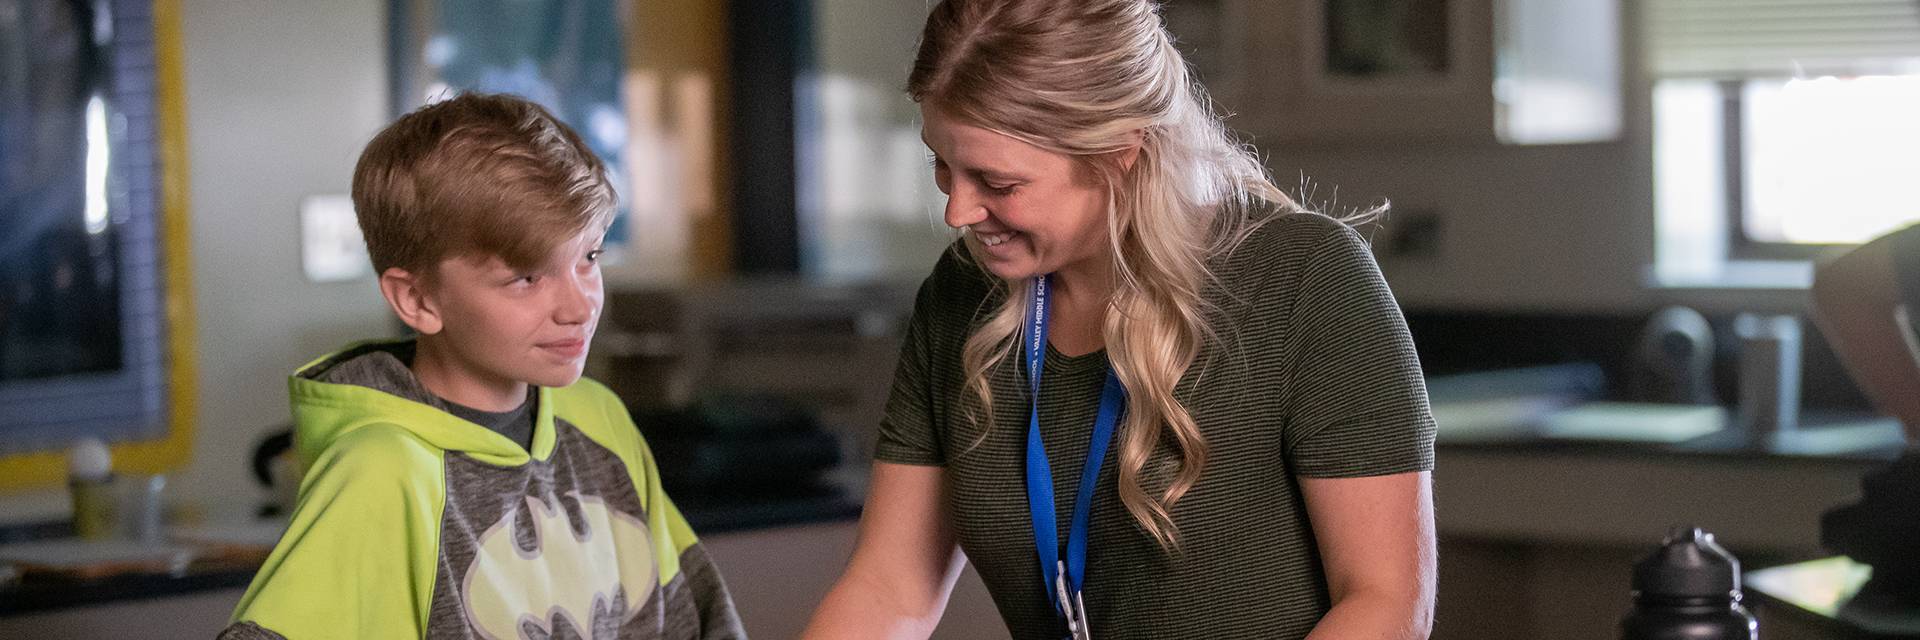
[537,338,587,359]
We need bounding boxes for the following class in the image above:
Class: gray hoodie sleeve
[665,542,747,639]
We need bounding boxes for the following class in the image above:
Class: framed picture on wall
[1302,0,1479,95]
[1324,0,1451,77]
[1263,0,1495,142]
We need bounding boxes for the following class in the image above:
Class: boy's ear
[379,267,444,335]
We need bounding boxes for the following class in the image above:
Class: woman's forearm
[798,568,940,634]
[802,463,964,639]
[1304,590,1434,640]
[798,565,940,634]
[800,563,950,640]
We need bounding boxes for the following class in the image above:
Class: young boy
[221,93,744,639]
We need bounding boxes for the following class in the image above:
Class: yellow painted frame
[0,0,198,492]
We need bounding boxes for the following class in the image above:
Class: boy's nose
[554,276,598,325]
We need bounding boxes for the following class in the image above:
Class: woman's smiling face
[921,105,1113,282]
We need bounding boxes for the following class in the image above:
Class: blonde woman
[804,1,1436,638]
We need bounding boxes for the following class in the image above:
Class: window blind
[1646,0,1920,78]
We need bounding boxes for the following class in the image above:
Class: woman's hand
[801,462,968,640]
[1300,471,1437,640]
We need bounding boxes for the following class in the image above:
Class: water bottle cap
[1631,525,1742,598]
[66,438,112,482]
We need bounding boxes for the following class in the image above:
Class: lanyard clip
[1055,560,1092,640]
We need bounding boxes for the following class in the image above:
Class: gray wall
[171,0,394,512]
[1274,139,1657,312]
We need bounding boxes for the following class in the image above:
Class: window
[1648,0,1920,256]
[1742,75,1920,245]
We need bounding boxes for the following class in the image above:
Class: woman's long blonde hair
[910,0,1302,550]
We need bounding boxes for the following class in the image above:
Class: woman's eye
[585,249,605,264]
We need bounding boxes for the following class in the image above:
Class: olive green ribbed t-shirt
[874,211,1437,640]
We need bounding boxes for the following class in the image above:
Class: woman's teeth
[978,231,1015,247]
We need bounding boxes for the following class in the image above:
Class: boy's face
[417,227,607,391]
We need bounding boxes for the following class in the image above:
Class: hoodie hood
[288,340,557,468]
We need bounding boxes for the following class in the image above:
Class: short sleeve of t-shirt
[872,255,954,467]
[1275,225,1437,478]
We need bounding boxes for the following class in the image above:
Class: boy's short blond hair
[352,93,615,277]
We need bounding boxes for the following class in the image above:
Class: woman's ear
[1116,128,1146,172]
[379,266,444,335]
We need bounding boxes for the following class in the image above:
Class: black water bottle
[1620,526,1759,640]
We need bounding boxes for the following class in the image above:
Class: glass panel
[0,2,125,382]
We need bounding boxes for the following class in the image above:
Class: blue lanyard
[1023,275,1126,625]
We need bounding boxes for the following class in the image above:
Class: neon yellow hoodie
[221,341,744,639]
